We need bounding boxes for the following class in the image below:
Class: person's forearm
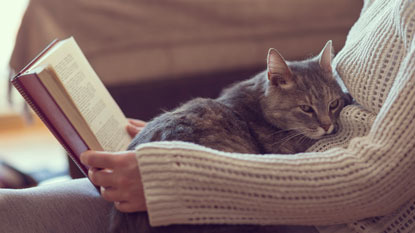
[135,135,414,226]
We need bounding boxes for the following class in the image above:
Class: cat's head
[261,40,351,139]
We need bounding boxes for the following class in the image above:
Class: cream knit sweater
[134,0,415,232]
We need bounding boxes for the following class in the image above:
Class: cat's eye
[330,99,340,110]
[300,105,314,113]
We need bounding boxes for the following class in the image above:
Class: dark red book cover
[11,73,89,177]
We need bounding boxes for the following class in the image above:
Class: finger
[88,168,116,187]
[115,200,147,213]
[100,186,124,202]
[101,183,142,205]
[80,150,118,169]
[127,118,147,127]
[126,124,144,138]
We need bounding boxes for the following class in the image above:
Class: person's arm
[134,40,415,226]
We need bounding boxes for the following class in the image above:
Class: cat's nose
[321,124,333,133]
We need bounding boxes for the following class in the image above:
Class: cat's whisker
[282,134,304,145]
[273,131,304,147]
[268,128,302,137]
[267,130,288,137]
[267,128,305,138]
[299,135,311,145]
[267,128,298,137]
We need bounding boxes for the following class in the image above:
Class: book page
[29,38,131,151]
[34,66,102,151]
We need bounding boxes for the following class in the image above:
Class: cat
[109,40,352,233]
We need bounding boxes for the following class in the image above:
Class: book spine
[11,75,89,177]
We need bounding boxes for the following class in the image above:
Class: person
[1,0,415,232]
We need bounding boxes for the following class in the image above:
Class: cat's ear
[267,48,294,89]
[318,40,334,73]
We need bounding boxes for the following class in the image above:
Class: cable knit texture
[135,0,415,232]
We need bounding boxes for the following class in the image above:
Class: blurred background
[0,0,362,186]
[0,0,67,186]
[0,0,27,115]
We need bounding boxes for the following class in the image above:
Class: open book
[11,37,131,176]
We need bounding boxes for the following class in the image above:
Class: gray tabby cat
[110,41,351,233]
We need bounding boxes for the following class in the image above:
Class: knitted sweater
[134,0,415,232]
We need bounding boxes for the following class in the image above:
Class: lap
[0,178,320,233]
[0,178,112,233]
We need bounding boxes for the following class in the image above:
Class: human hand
[80,150,147,212]
[126,118,146,138]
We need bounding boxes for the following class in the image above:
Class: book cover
[11,37,132,178]
[12,72,90,176]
